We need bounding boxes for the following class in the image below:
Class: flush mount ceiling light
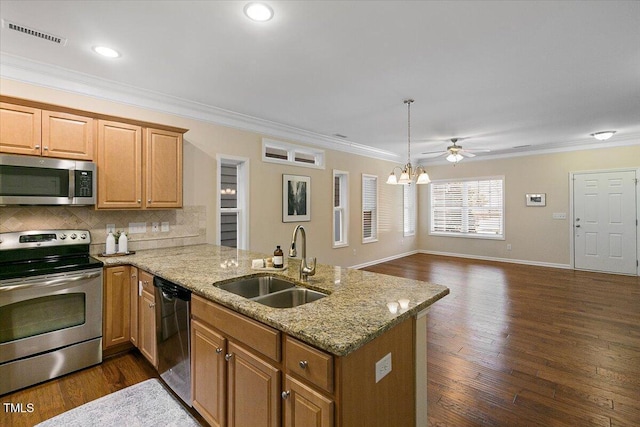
[244,2,274,22]
[92,46,120,58]
[386,99,430,186]
[591,131,616,141]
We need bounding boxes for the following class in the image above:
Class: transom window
[429,176,504,239]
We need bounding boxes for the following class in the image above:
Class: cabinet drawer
[191,295,280,362]
[139,270,154,295]
[285,335,334,393]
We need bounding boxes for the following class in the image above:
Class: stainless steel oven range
[0,229,104,395]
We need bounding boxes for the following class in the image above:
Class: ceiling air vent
[2,19,68,46]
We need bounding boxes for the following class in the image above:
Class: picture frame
[283,174,311,222]
[526,193,546,207]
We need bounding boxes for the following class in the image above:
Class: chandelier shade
[386,99,430,186]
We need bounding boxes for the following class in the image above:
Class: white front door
[573,170,637,275]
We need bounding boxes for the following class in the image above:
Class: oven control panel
[0,229,91,249]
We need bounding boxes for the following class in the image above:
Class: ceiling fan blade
[460,151,476,158]
[421,151,448,158]
[464,148,491,153]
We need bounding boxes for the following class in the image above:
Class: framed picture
[526,193,546,207]
[283,174,311,222]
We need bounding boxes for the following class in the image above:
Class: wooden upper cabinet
[0,103,42,155]
[42,110,94,160]
[0,103,94,160]
[97,120,143,209]
[144,128,183,208]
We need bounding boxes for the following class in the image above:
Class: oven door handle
[0,271,102,292]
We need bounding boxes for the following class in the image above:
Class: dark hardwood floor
[364,254,640,427]
[2,254,639,426]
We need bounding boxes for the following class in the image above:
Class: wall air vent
[1,19,68,46]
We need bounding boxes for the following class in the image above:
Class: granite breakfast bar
[98,244,449,426]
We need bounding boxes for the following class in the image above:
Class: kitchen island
[98,244,449,426]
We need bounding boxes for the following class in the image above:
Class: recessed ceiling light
[244,2,274,22]
[92,46,120,58]
[590,131,616,141]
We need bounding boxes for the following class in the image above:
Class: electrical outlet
[106,224,115,234]
[375,352,392,383]
[152,222,159,232]
[507,244,512,251]
[128,222,147,234]
[161,221,170,232]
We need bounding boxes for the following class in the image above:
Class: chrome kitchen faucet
[289,225,316,281]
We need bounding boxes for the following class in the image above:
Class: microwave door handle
[69,170,75,199]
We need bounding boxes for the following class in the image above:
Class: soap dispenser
[273,245,284,268]
[106,232,116,255]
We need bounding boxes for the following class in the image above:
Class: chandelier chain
[405,99,414,165]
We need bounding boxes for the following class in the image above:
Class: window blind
[403,183,416,236]
[362,174,378,242]
[430,177,504,238]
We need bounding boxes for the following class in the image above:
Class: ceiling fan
[421,138,490,163]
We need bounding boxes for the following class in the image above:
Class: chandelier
[386,99,430,185]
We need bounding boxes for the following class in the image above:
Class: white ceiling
[1,0,639,163]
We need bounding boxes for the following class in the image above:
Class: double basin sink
[216,275,326,308]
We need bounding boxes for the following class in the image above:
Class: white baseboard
[418,250,572,270]
[349,250,419,269]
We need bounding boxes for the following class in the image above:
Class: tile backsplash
[0,205,207,254]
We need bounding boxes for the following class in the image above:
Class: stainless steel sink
[252,288,326,308]
[216,275,326,308]
[216,275,296,298]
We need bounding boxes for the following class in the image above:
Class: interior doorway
[572,169,638,275]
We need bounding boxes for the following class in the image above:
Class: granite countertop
[97,244,449,356]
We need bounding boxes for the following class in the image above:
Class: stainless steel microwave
[0,154,96,205]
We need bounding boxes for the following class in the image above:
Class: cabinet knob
[299,360,308,370]
[281,391,291,400]
[35,145,41,150]
[148,199,152,203]
[225,353,233,362]
[43,146,48,150]
[138,199,141,203]
[149,303,155,308]
[216,348,223,354]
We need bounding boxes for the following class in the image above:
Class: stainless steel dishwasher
[153,276,192,406]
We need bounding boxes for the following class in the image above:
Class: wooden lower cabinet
[192,319,227,427]
[138,270,157,368]
[130,267,139,346]
[103,266,131,349]
[228,341,280,427]
[283,375,333,427]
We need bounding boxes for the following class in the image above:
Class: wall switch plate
[375,352,392,383]
[152,222,159,232]
[552,213,567,220]
[106,224,115,234]
[128,222,147,234]
[161,221,170,232]
[507,244,512,251]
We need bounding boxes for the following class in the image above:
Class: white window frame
[333,170,349,248]
[362,174,378,244]
[428,176,505,240]
[403,183,416,237]
[216,154,250,249]
[262,138,325,169]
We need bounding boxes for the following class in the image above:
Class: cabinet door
[283,375,333,427]
[227,341,280,427]
[191,319,227,427]
[129,267,139,347]
[97,120,143,209]
[138,270,157,367]
[103,266,131,349]
[42,110,94,160]
[0,102,42,155]
[144,128,183,208]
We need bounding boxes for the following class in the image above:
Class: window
[217,155,249,249]
[262,138,325,169]
[403,183,416,237]
[429,176,504,239]
[362,174,378,243]
[333,170,349,248]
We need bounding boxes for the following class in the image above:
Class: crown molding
[0,53,401,162]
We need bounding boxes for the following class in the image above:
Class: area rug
[36,379,200,427]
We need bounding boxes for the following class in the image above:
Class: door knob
[576,225,581,228]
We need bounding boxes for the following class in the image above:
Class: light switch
[552,213,567,220]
